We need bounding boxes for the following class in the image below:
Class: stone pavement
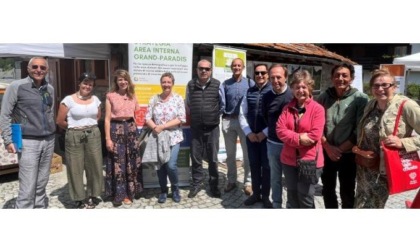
[0,161,418,209]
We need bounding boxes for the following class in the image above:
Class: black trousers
[321,152,357,208]
[190,126,219,187]
[246,138,270,197]
[283,164,323,208]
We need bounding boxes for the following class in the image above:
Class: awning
[0,43,110,60]
[393,52,420,71]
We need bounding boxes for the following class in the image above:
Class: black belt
[111,118,134,123]
[222,114,239,119]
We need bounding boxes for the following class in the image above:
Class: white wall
[407,72,420,84]
[411,44,420,53]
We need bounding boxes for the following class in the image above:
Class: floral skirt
[105,119,143,202]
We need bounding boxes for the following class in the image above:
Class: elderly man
[186,59,223,198]
[0,57,56,208]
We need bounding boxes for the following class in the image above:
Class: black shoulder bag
[295,111,319,185]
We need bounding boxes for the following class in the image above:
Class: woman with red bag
[355,69,420,208]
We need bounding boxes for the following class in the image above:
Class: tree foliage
[0,58,14,71]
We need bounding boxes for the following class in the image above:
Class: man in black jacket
[186,59,223,198]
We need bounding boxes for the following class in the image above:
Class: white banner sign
[129,43,193,85]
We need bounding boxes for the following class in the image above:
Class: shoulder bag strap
[393,100,407,136]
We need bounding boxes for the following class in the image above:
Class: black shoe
[244,195,261,206]
[172,190,181,203]
[158,193,167,203]
[262,196,273,209]
[224,183,237,193]
[112,201,122,207]
[210,186,221,198]
[188,186,201,198]
[75,201,86,209]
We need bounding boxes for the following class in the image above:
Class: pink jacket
[276,97,325,168]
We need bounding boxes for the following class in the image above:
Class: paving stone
[1,162,418,209]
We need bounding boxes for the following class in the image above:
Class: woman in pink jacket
[276,70,325,208]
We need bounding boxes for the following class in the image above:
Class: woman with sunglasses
[56,73,103,209]
[354,69,420,208]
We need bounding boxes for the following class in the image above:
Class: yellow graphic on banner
[135,84,187,105]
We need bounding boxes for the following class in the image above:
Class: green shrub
[363,82,373,98]
[406,83,420,99]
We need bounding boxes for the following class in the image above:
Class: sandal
[123,198,132,205]
[75,201,86,209]
[90,197,102,206]
[85,198,96,209]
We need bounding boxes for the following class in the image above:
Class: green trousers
[65,126,103,201]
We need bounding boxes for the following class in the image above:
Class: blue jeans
[157,143,180,193]
[222,118,251,185]
[16,135,55,208]
[267,141,284,208]
[246,138,270,197]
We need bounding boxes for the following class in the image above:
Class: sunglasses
[198,67,211,72]
[31,65,47,71]
[255,71,267,76]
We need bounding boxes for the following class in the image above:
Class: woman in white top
[56,73,103,209]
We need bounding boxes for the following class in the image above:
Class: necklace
[76,91,91,100]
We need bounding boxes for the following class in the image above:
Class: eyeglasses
[372,83,394,90]
[31,65,47,71]
[255,71,267,76]
[198,67,211,72]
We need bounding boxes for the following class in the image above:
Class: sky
[2,1,420,43]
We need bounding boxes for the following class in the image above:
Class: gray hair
[28,57,49,68]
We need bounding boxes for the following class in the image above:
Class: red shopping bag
[382,142,420,194]
[381,100,420,195]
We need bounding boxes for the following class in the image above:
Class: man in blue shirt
[220,58,254,195]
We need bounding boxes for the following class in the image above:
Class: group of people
[1,56,420,209]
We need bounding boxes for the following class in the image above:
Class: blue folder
[11,124,22,152]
